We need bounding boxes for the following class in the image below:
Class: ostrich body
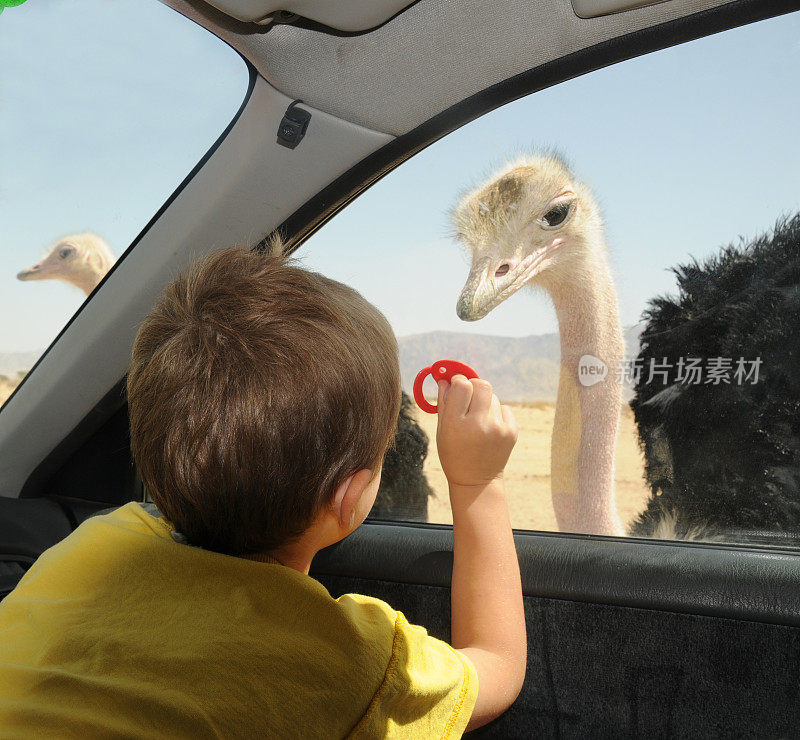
[372,391,434,521]
[17,233,114,296]
[630,214,800,542]
[452,155,624,536]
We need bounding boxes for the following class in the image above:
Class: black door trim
[313,521,800,627]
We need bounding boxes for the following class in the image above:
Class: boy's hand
[436,375,518,491]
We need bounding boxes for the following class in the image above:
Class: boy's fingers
[443,374,473,417]
[501,403,517,435]
[437,381,448,410]
[467,379,493,416]
[490,393,502,422]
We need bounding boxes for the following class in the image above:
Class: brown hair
[127,247,400,555]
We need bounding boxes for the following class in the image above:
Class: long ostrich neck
[546,254,624,536]
[62,271,101,296]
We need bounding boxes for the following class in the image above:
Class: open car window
[297,10,800,547]
[0,0,248,410]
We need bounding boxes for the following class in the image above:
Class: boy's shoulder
[0,502,476,737]
[123,506,479,730]
[3,501,400,656]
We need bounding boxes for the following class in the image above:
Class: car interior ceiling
[3,0,800,737]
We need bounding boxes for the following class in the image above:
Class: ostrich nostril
[495,264,510,278]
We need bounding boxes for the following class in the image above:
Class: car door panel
[315,526,800,738]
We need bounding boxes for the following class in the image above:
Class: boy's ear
[330,469,374,529]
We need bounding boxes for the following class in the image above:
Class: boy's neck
[241,551,284,566]
[241,493,363,575]
[243,549,314,574]
[243,516,338,574]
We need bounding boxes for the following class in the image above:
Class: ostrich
[17,233,114,295]
[371,392,435,521]
[452,154,800,543]
[629,213,800,543]
[452,154,625,536]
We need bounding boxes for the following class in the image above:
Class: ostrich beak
[457,238,565,321]
[457,257,496,321]
[16,264,42,281]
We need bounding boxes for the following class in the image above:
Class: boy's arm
[436,376,527,732]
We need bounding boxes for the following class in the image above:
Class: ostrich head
[17,233,115,296]
[451,154,605,321]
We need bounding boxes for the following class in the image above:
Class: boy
[0,247,526,737]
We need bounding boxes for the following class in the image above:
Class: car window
[297,10,800,545]
[0,0,248,409]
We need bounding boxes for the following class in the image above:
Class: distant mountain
[0,351,41,378]
[1,328,644,402]
[398,326,643,402]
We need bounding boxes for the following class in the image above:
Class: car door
[3,0,800,737]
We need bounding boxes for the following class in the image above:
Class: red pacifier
[413,359,479,414]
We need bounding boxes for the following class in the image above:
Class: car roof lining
[162,0,738,137]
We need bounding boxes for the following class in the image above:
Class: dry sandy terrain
[0,377,20,408]
[415,401,651,532]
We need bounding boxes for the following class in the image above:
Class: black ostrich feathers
[372,392,433,521]
[630,214,800,542]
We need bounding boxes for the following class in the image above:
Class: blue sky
[1,2,798,353]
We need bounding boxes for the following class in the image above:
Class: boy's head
[127,247,401,556]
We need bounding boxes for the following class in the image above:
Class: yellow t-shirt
[0,502,477,738]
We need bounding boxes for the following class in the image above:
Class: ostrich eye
[542,202,572,228]
[57,247,75,260]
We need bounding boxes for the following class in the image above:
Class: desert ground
[414,400,651,532]
[0,376,21,408]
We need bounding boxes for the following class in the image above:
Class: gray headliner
[163,0,734,136]
[572,0,671,17]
